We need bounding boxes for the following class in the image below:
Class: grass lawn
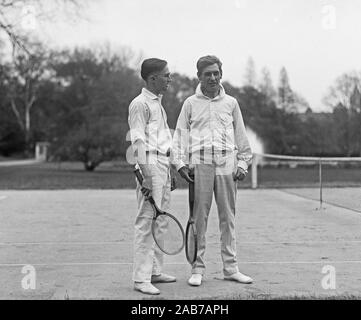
[0,161,360,189]
[0,162,136,189]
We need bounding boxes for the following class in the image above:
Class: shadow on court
[1,188,361,299]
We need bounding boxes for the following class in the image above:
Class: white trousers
[132,156,171,283]
[190,152,240,276]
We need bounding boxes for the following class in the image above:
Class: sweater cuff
[237,160,248,171]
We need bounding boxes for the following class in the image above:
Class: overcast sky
[26,0,361,111]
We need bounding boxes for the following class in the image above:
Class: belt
[199,147,227,156]
[146,150,170,157]
[157,150,170,157]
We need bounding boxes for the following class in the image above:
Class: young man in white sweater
[172,55,253,286]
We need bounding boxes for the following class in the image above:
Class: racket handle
[134,168,144,185]
[189,180,195,216]
[188,169,195,202]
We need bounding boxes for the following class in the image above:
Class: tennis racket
[185,171,197,264]
[134,168,185,255]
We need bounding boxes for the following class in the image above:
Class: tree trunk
[24,91,36,157]
[24,102,31,157]
[346,112,352,157]
[10,99,24,131]
[359,113,361,156]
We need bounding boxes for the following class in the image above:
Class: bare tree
[322,71,361,110]
[4,38,52,155]
[1,0,90,156]
[0,0,86,54]
[324,71,361,156]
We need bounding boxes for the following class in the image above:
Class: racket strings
[153,214,184,255]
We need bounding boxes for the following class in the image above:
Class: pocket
[216,113,233,128]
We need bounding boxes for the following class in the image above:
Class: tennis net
[250,153,361,212]
[251,153,361,189]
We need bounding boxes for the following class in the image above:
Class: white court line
[0,196,8,201]
[2,240,361,246]
[0,241,129,246]
[1,260,361,267]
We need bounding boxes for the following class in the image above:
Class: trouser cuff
[223,267,239,277]
[192,267,206,275]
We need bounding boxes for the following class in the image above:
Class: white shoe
[134,282,160,295]
[188,274,202,286]
[151,273,177,283]
[224,272,253,284]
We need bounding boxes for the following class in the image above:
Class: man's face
[198,63,221,94]
[153,65,172,94]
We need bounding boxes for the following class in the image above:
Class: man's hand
[178,166,194,183]
[137,165,153,198]
[141,187,151,198]
[233,167,247,181]
[140,177,152,197]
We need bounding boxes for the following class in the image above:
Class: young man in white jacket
[128,58,176,295]
[172,55,253,286]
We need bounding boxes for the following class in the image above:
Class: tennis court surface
[1,188,361,299]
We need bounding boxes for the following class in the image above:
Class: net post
[319,158,323,210]
[252,153,258,189]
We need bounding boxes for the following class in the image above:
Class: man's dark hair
[196,55,223,77]
[140,58,167,81]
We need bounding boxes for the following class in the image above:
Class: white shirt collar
[195,83,226,100]
[142,87,162,100]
